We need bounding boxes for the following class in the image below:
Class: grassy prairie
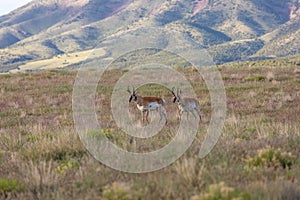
[9,48,106,73]
[0,61,300,199]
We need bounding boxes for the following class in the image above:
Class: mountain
[0,0,300,72]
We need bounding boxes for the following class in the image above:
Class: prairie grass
[0,61,300,199]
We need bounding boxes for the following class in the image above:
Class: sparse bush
[86,128,115,140]
[191,182,250,200]
[60,120,74,127]
[174,157,203,187]
[20,160,59,194]
[0,134,26,152]
[245,146,296,170]
[0,178,24,195]
[57,159,79,174]
[245,75,266,81]
[25,134,40,142]
[0,74,11,78]
[102,182,133,200]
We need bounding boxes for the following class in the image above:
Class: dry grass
[0,61,300,199]
[9,48,106,73]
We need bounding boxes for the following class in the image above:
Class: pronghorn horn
[132,86,136,94]
[171,87,176,96]
[127,86,131,94]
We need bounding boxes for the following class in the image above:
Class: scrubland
[0,60,300,199]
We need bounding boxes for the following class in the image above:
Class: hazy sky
[0,0,32,16]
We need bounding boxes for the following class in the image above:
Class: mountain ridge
[0,0,300,73]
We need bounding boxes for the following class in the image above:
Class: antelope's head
[127,86,138,103]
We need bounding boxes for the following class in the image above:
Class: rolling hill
[0,0,300,72]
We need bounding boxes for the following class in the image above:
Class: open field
[9,48,107,74]
[0,61,300,199]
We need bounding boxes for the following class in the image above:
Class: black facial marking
[129,96,133,102]
[173,97,177,103]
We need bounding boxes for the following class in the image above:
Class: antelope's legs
[196,107,202,121]
[145,110,150,124]
[158,106,168,124]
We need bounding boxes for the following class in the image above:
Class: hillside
[0,0,300,72]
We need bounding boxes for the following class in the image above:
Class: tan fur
[136,96,165,107]
[128,87,167,124]
[171,88,202,121]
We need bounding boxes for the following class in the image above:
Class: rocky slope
[0,0,299,72]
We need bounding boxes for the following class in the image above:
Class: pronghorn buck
[171,87,202,121]
[127,86,167,124]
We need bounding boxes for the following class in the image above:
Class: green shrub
[191,182,250,200]
[102,182,133,200]
[44,149,86,161]
[0,74,11,78]
[0,178,23,194]
[86,128,115,140]
[26,134,40,142]
[57,159,79,174]
[60,121,74,127]
[245,146,296,170]
[245,75,266,81]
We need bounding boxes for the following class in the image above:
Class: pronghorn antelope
[171,87,202,121]
[127,86,167,124]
